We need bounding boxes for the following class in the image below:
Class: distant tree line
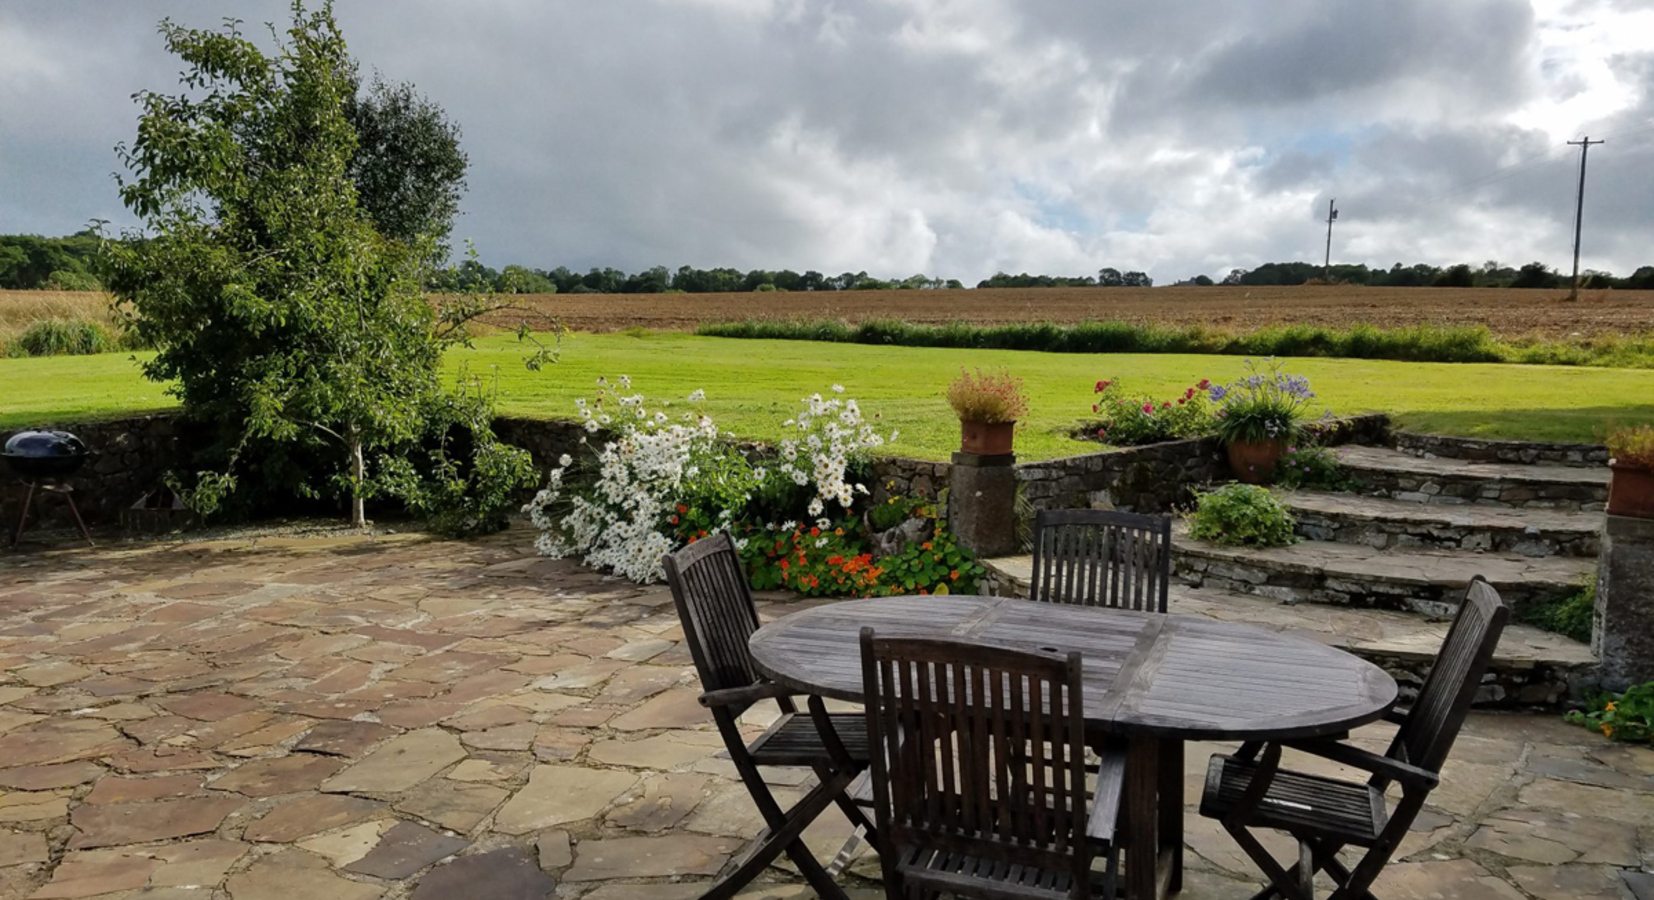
[0,231,103,290]
[7,231,1654,293]
[428,262,971,294]
[1185,260,1654,290]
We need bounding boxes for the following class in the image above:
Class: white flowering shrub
[524,378,892,584]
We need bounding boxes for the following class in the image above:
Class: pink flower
[1142,402,1154,414]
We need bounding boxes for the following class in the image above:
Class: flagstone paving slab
[407,847,553,900]
[67,795,242,849]
[321,729,465,795]
[341,820,468,879]
[0,525,1643,898]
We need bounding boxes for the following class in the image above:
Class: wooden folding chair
[1198,577,1511,900]
[1029,508,1173,612]
[860,628,1125,900]
[663,534,875,900]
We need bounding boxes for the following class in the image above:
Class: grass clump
[1187,484,1298,548]
[10,318,118,357]
[697,318,1653,368]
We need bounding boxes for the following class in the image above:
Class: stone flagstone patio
[0,526,1648,899]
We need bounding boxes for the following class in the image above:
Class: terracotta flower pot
[960,420,1015,456]
[1608,460,1654,518]
[1227,439,1288,485]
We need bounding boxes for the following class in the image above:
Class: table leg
[1125,735,1161,900]
[1159,739,1185,893]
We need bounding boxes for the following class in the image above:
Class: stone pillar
[949,452,1019,559]
[1595,515,1654,691]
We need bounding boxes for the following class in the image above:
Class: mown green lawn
[4,331,1651,460]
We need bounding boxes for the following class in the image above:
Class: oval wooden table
[749,595,1399,900]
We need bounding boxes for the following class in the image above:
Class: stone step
[1172,532,1594,616]
[977,557,1597,708]
[1282,490,1603,558]
[1392,430,1609,467]
[1337,446,1608,511]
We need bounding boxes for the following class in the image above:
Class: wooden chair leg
[1224,823,1315,900]
[701,771,853,900]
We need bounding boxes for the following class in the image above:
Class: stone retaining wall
[1394,431,1609,466]
[1,416,197,529]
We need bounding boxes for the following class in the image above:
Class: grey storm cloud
[1,0,1649,284]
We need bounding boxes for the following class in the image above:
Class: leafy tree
[1097,267,1124,287]
[1434,264,1474,288]
[104,1,542,530]
[499,264,555,293]
[1511,261,1559,289]
[1121,270,1153,288]
[343,73,467,264]
[1626,266,1654,290]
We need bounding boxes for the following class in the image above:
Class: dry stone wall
[0,416,198,529]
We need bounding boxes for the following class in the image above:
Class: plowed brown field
[489,286,1654,337]
[14,287,1653,338]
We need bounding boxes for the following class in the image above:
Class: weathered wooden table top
[749,595,1398,741]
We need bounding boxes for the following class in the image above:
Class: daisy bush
[525,378,892,584]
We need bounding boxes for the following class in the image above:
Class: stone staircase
[982,442,1606,705]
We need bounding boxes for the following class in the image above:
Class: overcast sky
[3,0,1651,284]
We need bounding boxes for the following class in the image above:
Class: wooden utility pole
[1567,136,1603,300]
[1323,199,1338,280]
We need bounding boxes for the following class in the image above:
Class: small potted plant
[946,368,1028,455]
[1606,425,1654,518]
[1209,359,1317,484]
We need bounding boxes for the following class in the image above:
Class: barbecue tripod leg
[64,492,94,547]
[11,482,36,547]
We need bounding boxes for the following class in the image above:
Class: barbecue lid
[2,430,89,459]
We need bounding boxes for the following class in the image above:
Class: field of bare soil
[484,285,1650,338]
[13,286,1654,338]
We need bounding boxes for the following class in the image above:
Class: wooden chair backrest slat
[1029,508,1172,612]
[861,630,1092,891]
[1389,577,1510,776]
[663,534,762,697]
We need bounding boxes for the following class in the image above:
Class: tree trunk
[349,428,367,529]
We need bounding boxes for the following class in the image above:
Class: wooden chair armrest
[1283,739,1439,790]
[699,681,794,709]
[807,694,861,770]
[1223,741,1283,829]
[1087,740,1128,846]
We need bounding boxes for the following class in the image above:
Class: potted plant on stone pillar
[946,368,1028,455]
[1209,359,1318,485]
[1606,425,1654,517]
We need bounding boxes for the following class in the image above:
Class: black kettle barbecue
[3,430,94,547]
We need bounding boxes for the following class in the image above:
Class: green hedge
[697,318,1654,368]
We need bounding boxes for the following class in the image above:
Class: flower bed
[524,377,983,595]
